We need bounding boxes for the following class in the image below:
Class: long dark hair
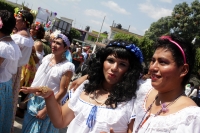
[84,40,143,108]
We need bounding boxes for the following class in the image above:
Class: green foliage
[195,48,200,70]
[113,33,153,67]
[69,28,81,40]
[144,16,171,41]
[0,0,15,13]
[144,0,200,74]
[113,33,139,44]
[138,37,154,67]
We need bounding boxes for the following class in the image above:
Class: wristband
[44,92,54,99]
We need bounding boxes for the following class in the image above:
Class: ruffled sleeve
[11,34,34,48]
[61,61,75,74]
[68,80,88,109]
[42,54,52,63]
[0,41,22,60]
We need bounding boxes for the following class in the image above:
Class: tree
[103,31,108,35]
[114,33,139,44]
[116,24,122,29]
[113,33,153,67]
[144,0,200,74]
[138,37,154,67]
[144,16,172,41]
[69,28,81,40]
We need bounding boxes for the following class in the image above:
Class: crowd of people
[0,8,200,133]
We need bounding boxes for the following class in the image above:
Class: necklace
[0,35,10,41]
[135,92,184,133]
[89,91,108,106]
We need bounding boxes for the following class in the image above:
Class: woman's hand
[36,108,47,119]
[20,86,53,98]
[69,75,88,90]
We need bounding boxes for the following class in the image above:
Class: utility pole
[96,16,106,42]
[73,19,76,28]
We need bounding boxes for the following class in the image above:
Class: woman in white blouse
[0,10,22,133]
[21,40,144,133]
[10,10,34,132]
[132,34,200,133]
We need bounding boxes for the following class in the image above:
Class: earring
[62,52,66,59]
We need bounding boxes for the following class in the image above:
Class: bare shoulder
[80,91,89,102]
[34,40,43,46]
[18,30,30,37]
[178,96,197,107]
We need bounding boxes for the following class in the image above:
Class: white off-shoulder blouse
[67,80,135,133]
[11,34,34,67]
[0,40,21,82]
[132,79,200,133]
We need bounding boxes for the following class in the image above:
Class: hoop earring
[62,52,66,59]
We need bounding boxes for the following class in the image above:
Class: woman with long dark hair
[21,40,143,133]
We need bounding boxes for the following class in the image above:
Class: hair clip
[35,22,41,30]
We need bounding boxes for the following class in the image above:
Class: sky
[8,0,194,36]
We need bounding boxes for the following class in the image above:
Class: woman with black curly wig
[20,40,143,133]
[0,10,21,133]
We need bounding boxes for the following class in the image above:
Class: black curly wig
[84,40,143,108]
[0,10,16,35]
[155,34,195,87]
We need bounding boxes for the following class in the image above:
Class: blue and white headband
[106,42,144,63]
[56,33,70,47]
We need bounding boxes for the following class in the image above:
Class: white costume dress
[0,40,22,82]
[22,54,75,133]
[132,79,200,133]
[11,34,34,67]
[0,40,21,133]
[67,80,135,133]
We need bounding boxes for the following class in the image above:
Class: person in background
[16,22,45,118]
[21,33,74,133]
[71,42,79,53]
[11,9,34,132]
[41,31,52,56]
[72,47,84,71]
[189,85,200,98]
[20,40,144,133]
[0,10,22,133]
[29,22,45,68]
[185,82,194,96]
[82,47,88,62]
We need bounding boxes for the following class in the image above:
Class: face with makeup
[103,54,129,86]
[149,47,187,92]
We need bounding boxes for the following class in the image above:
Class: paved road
[14,116,68,133]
